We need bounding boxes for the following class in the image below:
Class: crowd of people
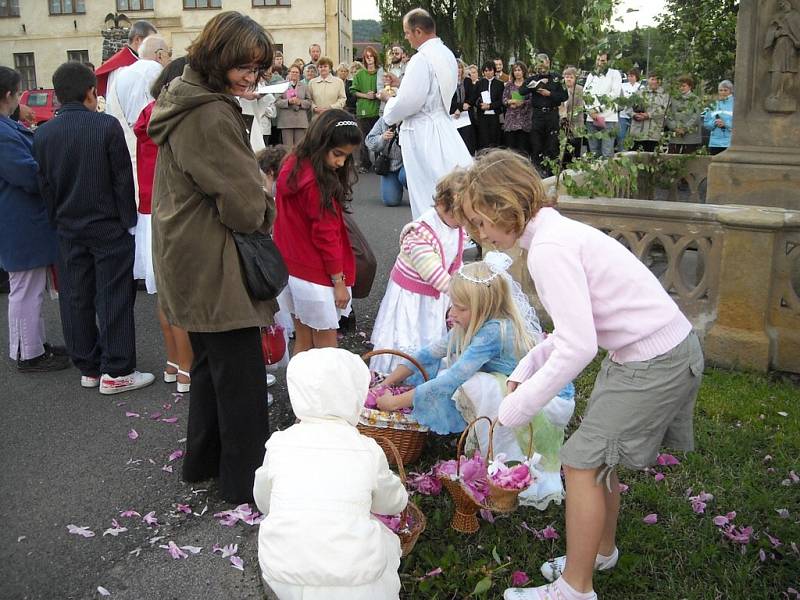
[0,7,712,600]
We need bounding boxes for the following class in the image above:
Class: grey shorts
[561,332,704,474]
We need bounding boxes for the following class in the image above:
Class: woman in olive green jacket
[149,11,276,503]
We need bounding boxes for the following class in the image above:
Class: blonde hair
[434,168,467,214]
[456,149,553,241]
[447,262,533,361]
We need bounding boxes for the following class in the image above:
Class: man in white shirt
[582,51,623,158]
[383,9,472,218]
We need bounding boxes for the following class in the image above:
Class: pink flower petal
[102,524,128,537]
[618,483,629,494]
[421,567,443,580]
[125,411,139,418]
[479,508,495,523]
[654,473,665,482]
[776,508,790,519]
[168,450,184,462]
[542,525,559,540]
[119,510,140,518]
[181,545,202,554]
[230,555,244,571]
[97,586,111,596]
[657,453,680,466]
[66,524,95,538]
[712,515,729,527]
[766,533,782,549]
[149,412,162,420]
[643,513,658,525]
[161,541,188,559]
[161,417,178,424]
[142,511,159,527]
[127,429,139,441]
[176,503,192,514]
[511,570,529,586]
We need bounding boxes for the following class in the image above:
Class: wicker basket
[377,436,427,557]
[438,416,493,534]
[358,349,430,466]
[486,419,534,513]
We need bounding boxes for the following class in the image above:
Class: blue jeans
[381,166,407,207]
[616,117,631,151]
[586,121,617,158]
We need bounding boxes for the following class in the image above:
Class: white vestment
[383,37,472,219]
[105,60,161,205]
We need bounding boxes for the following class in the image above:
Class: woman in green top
[350,45,381,173]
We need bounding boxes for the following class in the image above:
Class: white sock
[555,577,598,600]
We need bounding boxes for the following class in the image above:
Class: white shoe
[163,361,179,383]
[99,371,156,395]
[176,368,191,393]
[540,547,619,582]
[81,375,100,388]
[266,373,276,387]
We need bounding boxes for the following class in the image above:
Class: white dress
[383,37,473,219]
[133,214,156,293]
[278,276,352,331]
[369,209,463,374]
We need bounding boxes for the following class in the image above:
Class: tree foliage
[657,0,739,90]
[375,0,619,66]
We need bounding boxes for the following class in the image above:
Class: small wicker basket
[358,349,430,466]
[486,419,535,513]
[377,436,427,557]
[438,416,493,534]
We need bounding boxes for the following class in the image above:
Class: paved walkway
[0,173,413,600]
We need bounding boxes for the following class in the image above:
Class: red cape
[95,46,138,97]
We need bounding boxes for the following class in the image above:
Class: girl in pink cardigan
[458,149,704,600]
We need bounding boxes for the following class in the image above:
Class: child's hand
[507,380,519,394]
[376,390,400,411]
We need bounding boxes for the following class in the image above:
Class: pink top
[390,221,464,298]
[499,207,692,427]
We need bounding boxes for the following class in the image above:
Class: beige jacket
[148,65,276,332]
[307,75,346,112]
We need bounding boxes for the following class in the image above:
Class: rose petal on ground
[713,515,730,527]
[230,556,244,571]
[102,526,128,537]
[161,417,178,424]
[643,513,658,525]
[657,453,680,466]
[162,465,173,473]
[777,411,788,417]
[618,483,629,494]
[142,511,159,527]
[176,503,192,514]
[119,510,140,518]
[181,545,202,554]
[17,536,26,542]
[67,524,95,538]
[161,541,188,559]
[420,567,443,580]
[542,525,559,540]
[167,450,184,462]
[766,533,783,549]
[149,412,162,420]
[511,570,529,586]
[97,586,111,596]
[220,543,238,558]
[125,412,139,418]
[776,508,790,519]
[654,473,665,482]
[127,429,139,441]
[479,509,495,523]
[759,549,767,562]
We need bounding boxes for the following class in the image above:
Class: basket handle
[487,419,534,463]
[454,416,493,478]
[375,435,415,530]
[362,349,430,382]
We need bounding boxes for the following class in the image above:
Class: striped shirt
[390,220,464,297]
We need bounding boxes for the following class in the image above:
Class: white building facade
[0,0,352,89]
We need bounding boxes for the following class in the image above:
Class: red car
[20,88,60,126]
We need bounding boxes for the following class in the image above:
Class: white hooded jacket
[254,348,408,588]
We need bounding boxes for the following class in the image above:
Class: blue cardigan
[703,96,734,149]
[0,115,59,272]
[404,319,522,434]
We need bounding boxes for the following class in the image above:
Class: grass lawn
[395,361,800,599]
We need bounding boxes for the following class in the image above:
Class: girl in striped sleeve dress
[369,171,466,374]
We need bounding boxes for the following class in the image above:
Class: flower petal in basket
[359,407,429,432]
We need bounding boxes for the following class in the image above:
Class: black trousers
[562,136,584,166]
[57,233,136,377]
[634,140,659,152]
[529,111,561,177]
[504,129,530,158]
[476,113,502,150]
[185,327,269,503]
[458,123,476,155]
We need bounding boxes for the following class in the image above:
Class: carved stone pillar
[707,0,800,210]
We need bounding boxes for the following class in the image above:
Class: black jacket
[471,78,504,117]
[33,102,136,242]
[450,77,475,114]
[520,71,568,111]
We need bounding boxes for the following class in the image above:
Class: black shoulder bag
[372,127,397,176]
[232,229,289,301]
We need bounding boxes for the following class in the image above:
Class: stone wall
[523,193,800,373]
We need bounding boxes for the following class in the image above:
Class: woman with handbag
[148,11,277,504]
[273,109,361,353]
[365,117,406,207]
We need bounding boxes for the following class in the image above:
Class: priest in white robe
[383,9,472,219]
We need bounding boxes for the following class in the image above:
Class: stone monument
[706,0,800,210]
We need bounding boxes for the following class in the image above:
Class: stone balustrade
[523,191,800,373]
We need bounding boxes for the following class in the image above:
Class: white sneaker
[540,547,619,582]
[81,375,100,388]
[266,373,276,387]
[267,392,274,407]
[99,371,156,395]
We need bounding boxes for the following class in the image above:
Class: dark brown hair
[186,11,273,93]
[317,56,334,69]
[290,109,362,213]
[361,46,379,69]
[256,144,289,178]
[434,169,467,214]
[677,74,694,89]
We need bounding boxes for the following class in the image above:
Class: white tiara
[335,120,358,127]
[456,251,512,285]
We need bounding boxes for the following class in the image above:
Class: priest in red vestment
[95,20,158,97]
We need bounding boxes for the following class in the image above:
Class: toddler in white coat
[254,347,408,600]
